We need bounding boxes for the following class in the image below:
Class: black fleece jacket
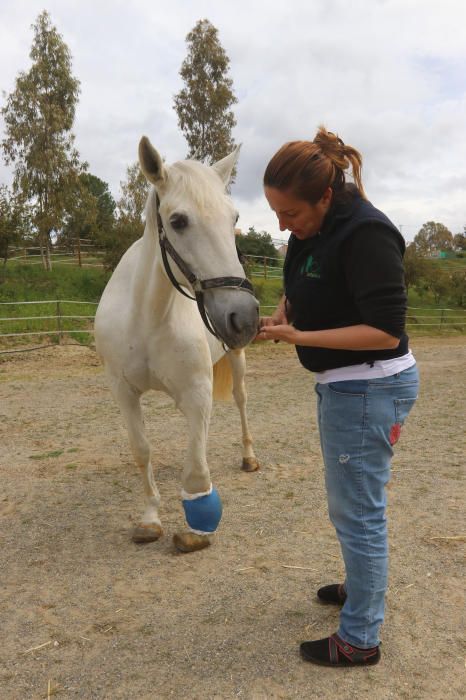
[283,189,409,373]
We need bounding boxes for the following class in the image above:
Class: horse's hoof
[241,457,260,472]
[173,531,212,553]
[131,523,163,543]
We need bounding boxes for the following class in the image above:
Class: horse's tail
[212,354,233,401]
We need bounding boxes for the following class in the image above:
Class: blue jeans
[315,364,419,648]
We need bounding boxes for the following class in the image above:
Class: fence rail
[242,254,284,279]
[6,242,105,268]
[0,300,98,351]
[5,247,286,274]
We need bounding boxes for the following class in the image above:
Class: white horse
[94,137,260,553]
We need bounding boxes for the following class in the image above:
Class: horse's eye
[170,214,188,231]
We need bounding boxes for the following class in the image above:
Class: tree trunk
[39,232,52,271]
[46,242,52,271]
[39,239,47,270]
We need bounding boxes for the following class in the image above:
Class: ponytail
[313,125,366,199]
[263,126,366,203]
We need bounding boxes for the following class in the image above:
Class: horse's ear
[211,144,241,186]
[138,136,167,186]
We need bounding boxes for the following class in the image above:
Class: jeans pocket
[327,380,368,396]
[390,397,417,445]
[394,397,417,425]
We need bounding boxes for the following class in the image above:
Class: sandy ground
[0,337,465,699]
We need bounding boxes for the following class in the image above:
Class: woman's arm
[256,323,399,350]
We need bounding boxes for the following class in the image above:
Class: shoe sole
[300,649,381,667]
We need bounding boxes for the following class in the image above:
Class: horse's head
[138,136,259,349]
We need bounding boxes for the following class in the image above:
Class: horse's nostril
[229,312,241,334]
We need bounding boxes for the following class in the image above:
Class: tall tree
[100,162,150,270]
[1,10,82,270]
[412,221,454,256]
[173,19,237,164]
[236,227,279,266]
[117,162,150,223]
[60,173,116,251]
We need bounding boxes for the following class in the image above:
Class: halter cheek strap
[155,194,255,344]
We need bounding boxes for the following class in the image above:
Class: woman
[257,126,419,667]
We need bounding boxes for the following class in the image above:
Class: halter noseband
[155,194,254,343]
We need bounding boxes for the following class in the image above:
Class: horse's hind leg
[110,376,163,543]
[228,349,260,472]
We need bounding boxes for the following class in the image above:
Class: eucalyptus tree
[100,162,150,270]
[1,10,82,270]
[173,19,237,165]
[117,162,150,223]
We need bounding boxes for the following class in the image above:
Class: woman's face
[264,186,332,240]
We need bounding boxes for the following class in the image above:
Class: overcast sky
[1,0,465,243]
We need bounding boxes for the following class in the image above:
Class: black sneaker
[300,633,381,667]
[317,583,347,605]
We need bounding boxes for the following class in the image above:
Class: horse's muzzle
[203,288,259,349]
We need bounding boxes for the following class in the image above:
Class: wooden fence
[0,300,98,352]
[6,240,104,268]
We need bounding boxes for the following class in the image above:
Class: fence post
[56,301,62,344]
[76,237,82,267]
[440,309,445,326]
[263,257,268,279]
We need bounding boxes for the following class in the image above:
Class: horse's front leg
[173,377,221,553]
[228,349,260,472]
[110,376,163,543]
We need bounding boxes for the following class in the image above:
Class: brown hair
[263,125,366,203]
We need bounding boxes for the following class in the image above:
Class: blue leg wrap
[182,486,223,534]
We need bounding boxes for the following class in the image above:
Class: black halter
[155,194,254,342]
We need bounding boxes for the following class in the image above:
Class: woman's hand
[256,295,293,342]
[259,307,287,328]
[256,323,299,344]
[258,295,288,329]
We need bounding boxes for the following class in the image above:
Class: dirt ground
[0,337,464,699]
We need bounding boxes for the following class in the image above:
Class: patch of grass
[0,263,108,348]
[29,449,64,460]
[0,261,110,302]
[252,277,283,311]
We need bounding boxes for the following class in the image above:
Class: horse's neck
[132,225,176,320]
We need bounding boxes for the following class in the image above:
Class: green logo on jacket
[300,254,321,278]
